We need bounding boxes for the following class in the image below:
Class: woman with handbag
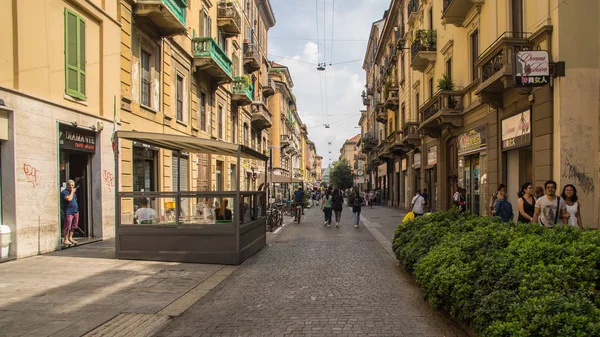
[332,188,344,228]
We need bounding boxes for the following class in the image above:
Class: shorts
[63,213,79,232]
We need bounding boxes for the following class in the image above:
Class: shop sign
[502,110,531,150]
[514,50,550,87]
[458,125,486,156]
[59,124,96,153]
[427,146,437,165]
[401,159,407,171]
[413,153,421,168]
[355,176,365,184]
[378,163,387,176]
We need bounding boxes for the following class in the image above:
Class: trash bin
[0,225,11,258]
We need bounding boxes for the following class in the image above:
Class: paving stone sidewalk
[0,240,231,337]
[156,206,466,337]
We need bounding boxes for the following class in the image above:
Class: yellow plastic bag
[402,211,415,223]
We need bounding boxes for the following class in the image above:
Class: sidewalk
[0,240,236,337]
[358,205,408,246]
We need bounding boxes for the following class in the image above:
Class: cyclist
[293,186,305,220]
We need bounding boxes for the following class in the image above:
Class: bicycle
[266,203,283,232]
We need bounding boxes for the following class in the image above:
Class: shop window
[64,8,86,100]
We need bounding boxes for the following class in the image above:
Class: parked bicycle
[266,203,283,232]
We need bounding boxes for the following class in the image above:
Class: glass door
[464,157,472,213]
[472,156,480,215]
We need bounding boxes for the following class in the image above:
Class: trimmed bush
[393,211,600,337]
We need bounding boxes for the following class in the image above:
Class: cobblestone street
[157,206,466,337]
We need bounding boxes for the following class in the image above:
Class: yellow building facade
[0,0,121,259]
[118,0,275,220]
[362,0,599,227]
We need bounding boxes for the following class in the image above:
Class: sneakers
[336,223,339,228]
[354,224,358,228]
[324,221,328,226]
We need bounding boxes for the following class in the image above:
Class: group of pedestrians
[483,180,583,229]
[319,187,363,229]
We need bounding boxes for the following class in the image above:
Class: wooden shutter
[64,8,86,100]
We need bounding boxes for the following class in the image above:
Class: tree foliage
[329,159,354,190]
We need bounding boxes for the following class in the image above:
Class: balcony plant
[241,74,252,86]
[437,73,458,108]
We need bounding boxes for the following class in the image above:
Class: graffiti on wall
[23,163,39,187]
[562,157,595,195]
[103,170,115,191]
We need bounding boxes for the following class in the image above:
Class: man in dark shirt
[61,179,79,245]
[293,186,305,217]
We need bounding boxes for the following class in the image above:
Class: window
[429,78,434,98]
[176,74,184,122]
[200,9,212,37]
[251,130,256,149]
[218,31,227,53]
[230,164,237,191]
[199,92,207,131]
[511,0,523,33]
[471,30,479,81]
[231,110,238,143]
[232,54,239,77]
[216,160,223,191]
[243,123,249,146]
[401,103,406,125]
[400,55,405,84]
[218,105,223,139]
[415,92,420,121]
[64,8,86,100]
[141,50,151,106]
[263,137,266,153]
[429,7,433,30]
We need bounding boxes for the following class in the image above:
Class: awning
[257,173,303,184]
[115,131,268,161]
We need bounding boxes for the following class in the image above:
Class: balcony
[134,0,187,36]
[377,140,393,160]
[243,43,261,73]
[400,121,421,151]
[280,134,290,148]
[442,0,485,27]
[217,1,242,36]
[395,26,406,48]
[361,135,378,152]
[251,101,272,130]
[192,37,233,84]
[407,0,420,26]
[384,87,399,109]
[376,107,388,124]
[366,84,375,95]
[419,90,464,138]
[411,31,437,72]
[262,78,276,98]
[231,77,253,106]
[474,32,532,108]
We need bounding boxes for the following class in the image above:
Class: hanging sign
[401,158,407,171]
[378,163,387,176]
[413,152,421,168]
[59,124,96,153]
[427,146,437,165]
[458,125,486,156]
[502,110,531,150]
[514,50,550,87]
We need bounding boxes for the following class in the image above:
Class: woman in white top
[561,184,582,229]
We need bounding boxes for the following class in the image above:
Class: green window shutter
[64,8,86,100]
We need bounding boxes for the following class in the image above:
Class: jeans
[334,210,342,223]
[323,207,332,224]
[353,211,361,225]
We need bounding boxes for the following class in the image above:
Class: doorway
[463,155,481,215]
[59,151,91,238]
[425,166,436,212]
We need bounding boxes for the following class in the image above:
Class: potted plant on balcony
[425,30,436,50]
[437,73,458,108]
[241,74,252,86]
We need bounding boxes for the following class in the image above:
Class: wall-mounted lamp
[97,121,104,131]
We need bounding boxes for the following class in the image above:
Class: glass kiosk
[114,131,269,265]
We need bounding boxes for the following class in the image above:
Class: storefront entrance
[58,124,97,243]
[463,156,481,215]
[425,166,436,212]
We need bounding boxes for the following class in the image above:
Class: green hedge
[392,210,600,336]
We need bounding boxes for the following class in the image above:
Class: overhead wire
[330,0,335,64]
[315,0,321,64]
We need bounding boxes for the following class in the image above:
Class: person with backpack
[332,188,344,228]
[532,180,569,227]
[411,189,427,216]
[352,191,362,228]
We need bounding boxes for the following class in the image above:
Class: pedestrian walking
[332,188,344,228]
[352,191,362,228]
[411,190,427,216]
[517,182,535,223]
[532,180,569,227]
[321,189,333,227]
[561,184,583,229]
[534,186,544,199]
[493,190,514,222]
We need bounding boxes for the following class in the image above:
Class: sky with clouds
[267,0,390,168]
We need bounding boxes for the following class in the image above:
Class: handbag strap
[554,196,561,224]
